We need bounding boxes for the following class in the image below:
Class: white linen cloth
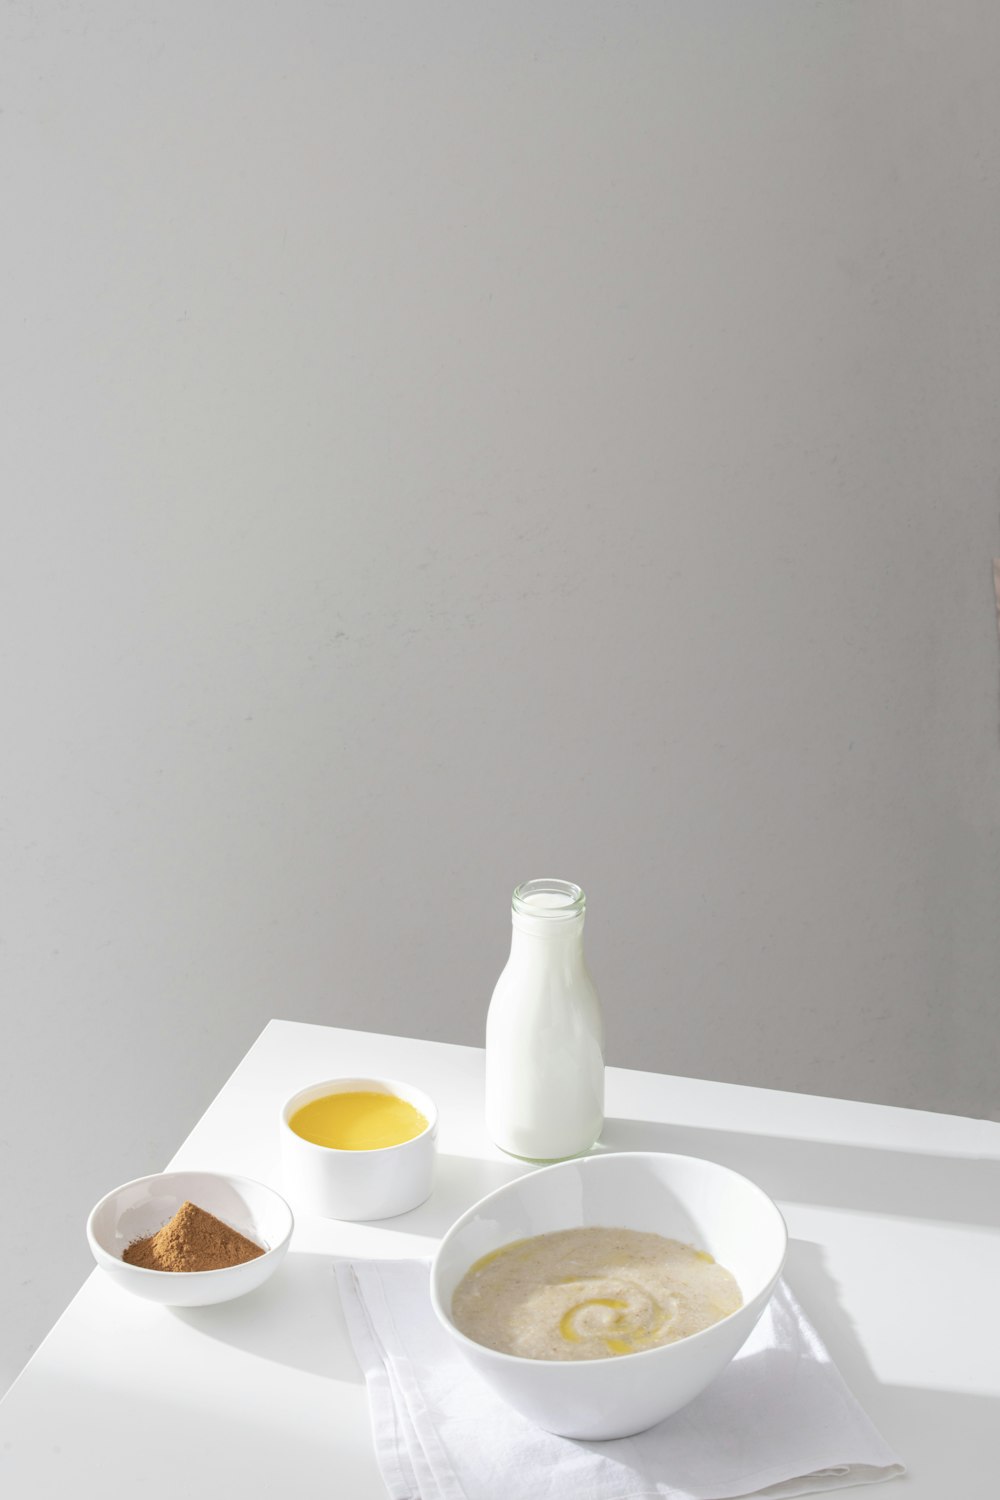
[335,1260,903,1500]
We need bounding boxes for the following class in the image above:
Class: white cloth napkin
[335,1260,904,1500]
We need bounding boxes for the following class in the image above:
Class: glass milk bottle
[485,878,604,1161]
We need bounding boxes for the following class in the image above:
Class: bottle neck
[509,877,587,950]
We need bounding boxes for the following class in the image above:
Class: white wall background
[2,0,999,1393]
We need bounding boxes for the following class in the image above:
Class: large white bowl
[87,1170,294,1307]
[431,1150,787,1440]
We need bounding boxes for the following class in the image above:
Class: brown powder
[123,1200,265,1272]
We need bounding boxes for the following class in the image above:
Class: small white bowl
[280,1076,437,1221]
[431,1150,787,1440]
[87,1170,294,1307]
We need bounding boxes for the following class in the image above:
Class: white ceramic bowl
[431,1150,787,1440]
[87,1170,294,1307]
[280,1076,437,1220]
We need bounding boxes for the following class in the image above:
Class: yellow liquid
[289,1090,428,1150]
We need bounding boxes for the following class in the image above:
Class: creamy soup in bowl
[452,1226,742,1361]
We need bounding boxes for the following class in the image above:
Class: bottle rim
[511,878,585,920]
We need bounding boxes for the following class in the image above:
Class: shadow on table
[597,1115,1000,1227]
[785,1237,887,1410]
[355,1151,529,1238]
[782,1237,1000,1485]
[161,1234,1000,1489]
[169,1250,361,1382]
[165,1128,997,1430]
[165,1155,527,1378]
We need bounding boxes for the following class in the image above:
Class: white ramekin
[279,1075,438,1220]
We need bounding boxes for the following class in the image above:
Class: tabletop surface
[1,1020,998,1499]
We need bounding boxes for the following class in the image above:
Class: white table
[1,1021,997,1498]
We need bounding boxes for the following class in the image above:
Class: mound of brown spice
[123,1200,265,1272]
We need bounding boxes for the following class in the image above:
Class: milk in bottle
[485,879,604,1160]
